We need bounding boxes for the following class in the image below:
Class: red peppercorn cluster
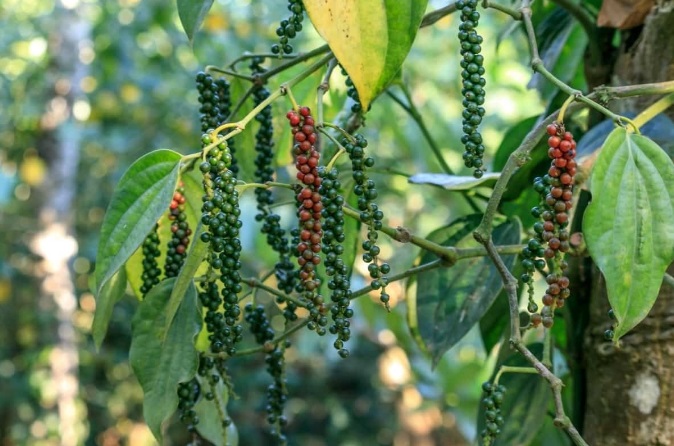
[543,122,577,254]
[287,107,330,335]
[287,107,323,290]
[165,182,192,277]
[525,122,577,328]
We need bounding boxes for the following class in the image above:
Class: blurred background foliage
[0,0,578,444]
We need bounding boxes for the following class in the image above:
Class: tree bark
[583,2,674,444]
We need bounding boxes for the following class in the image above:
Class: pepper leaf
[95,150,181,297]
[584,128,674,341]
[177,0,214,43]
[129,278,201,442]
[303,0,428,111]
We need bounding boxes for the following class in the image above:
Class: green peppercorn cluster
[317,166,354,358]
[287,107,328,335]
[196,71,238,175]
[140,224,161,296]
[342,70,363,114]
[177,377,201,432]
[164,183,192,278]
[457,0,487,178]
[271,0,304,55]
[522,122,577,328]
[343,134,391,308]
[480,381,506,445]
[244,304,289,444]
[250,58,297,304]
[199,135,243,355]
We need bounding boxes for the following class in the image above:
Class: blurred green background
[0,0,547,444]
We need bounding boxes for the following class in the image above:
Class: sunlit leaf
[129,279,201,442]
[477,343,550,445]
[413,219,520,365]
[95,149,182,297]
[408,172,500,190]
[584,128,674,341]
[303,0,429,111]
[177,0,214,43]
[194,374,239,446]
[91,268,127,350]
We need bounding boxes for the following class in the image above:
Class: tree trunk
[583,2,674,444]
[29,2,90,444]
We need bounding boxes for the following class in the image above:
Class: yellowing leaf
[304,0,429,111]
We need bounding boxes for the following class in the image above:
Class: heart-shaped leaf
[95,150,182,297]
[408,216,521,365]
[584,128,674,341]
[129,278,201,442]
[303,0,429,111]
[177,0,214,43]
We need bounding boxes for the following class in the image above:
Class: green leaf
[408,172,500,190]
[164,223,209,340]
[177,0,214,43]
[194,374,239,446]
[95,149,182,297]
[584,128,674,340]
[91,267,127,350]
[412,218,521,365]
[303,0,429,110]
[479,288,510,354]
[477,343,550,445]
[492,116,540,171]
[129,278,201,442]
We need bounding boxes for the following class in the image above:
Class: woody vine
[92,1,674,445]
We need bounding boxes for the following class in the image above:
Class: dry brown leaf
[597,0,655,29]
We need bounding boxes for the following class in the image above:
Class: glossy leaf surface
[584,128,674,340]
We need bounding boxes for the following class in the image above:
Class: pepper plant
[93,1,674,445]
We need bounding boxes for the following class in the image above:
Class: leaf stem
[493,365,539,385]
[258,44,332,82]
[205,65,254,82]
[227,52,297,70]
[241,277,308,309]
[631,92,674,131]
[483,0,523,20]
